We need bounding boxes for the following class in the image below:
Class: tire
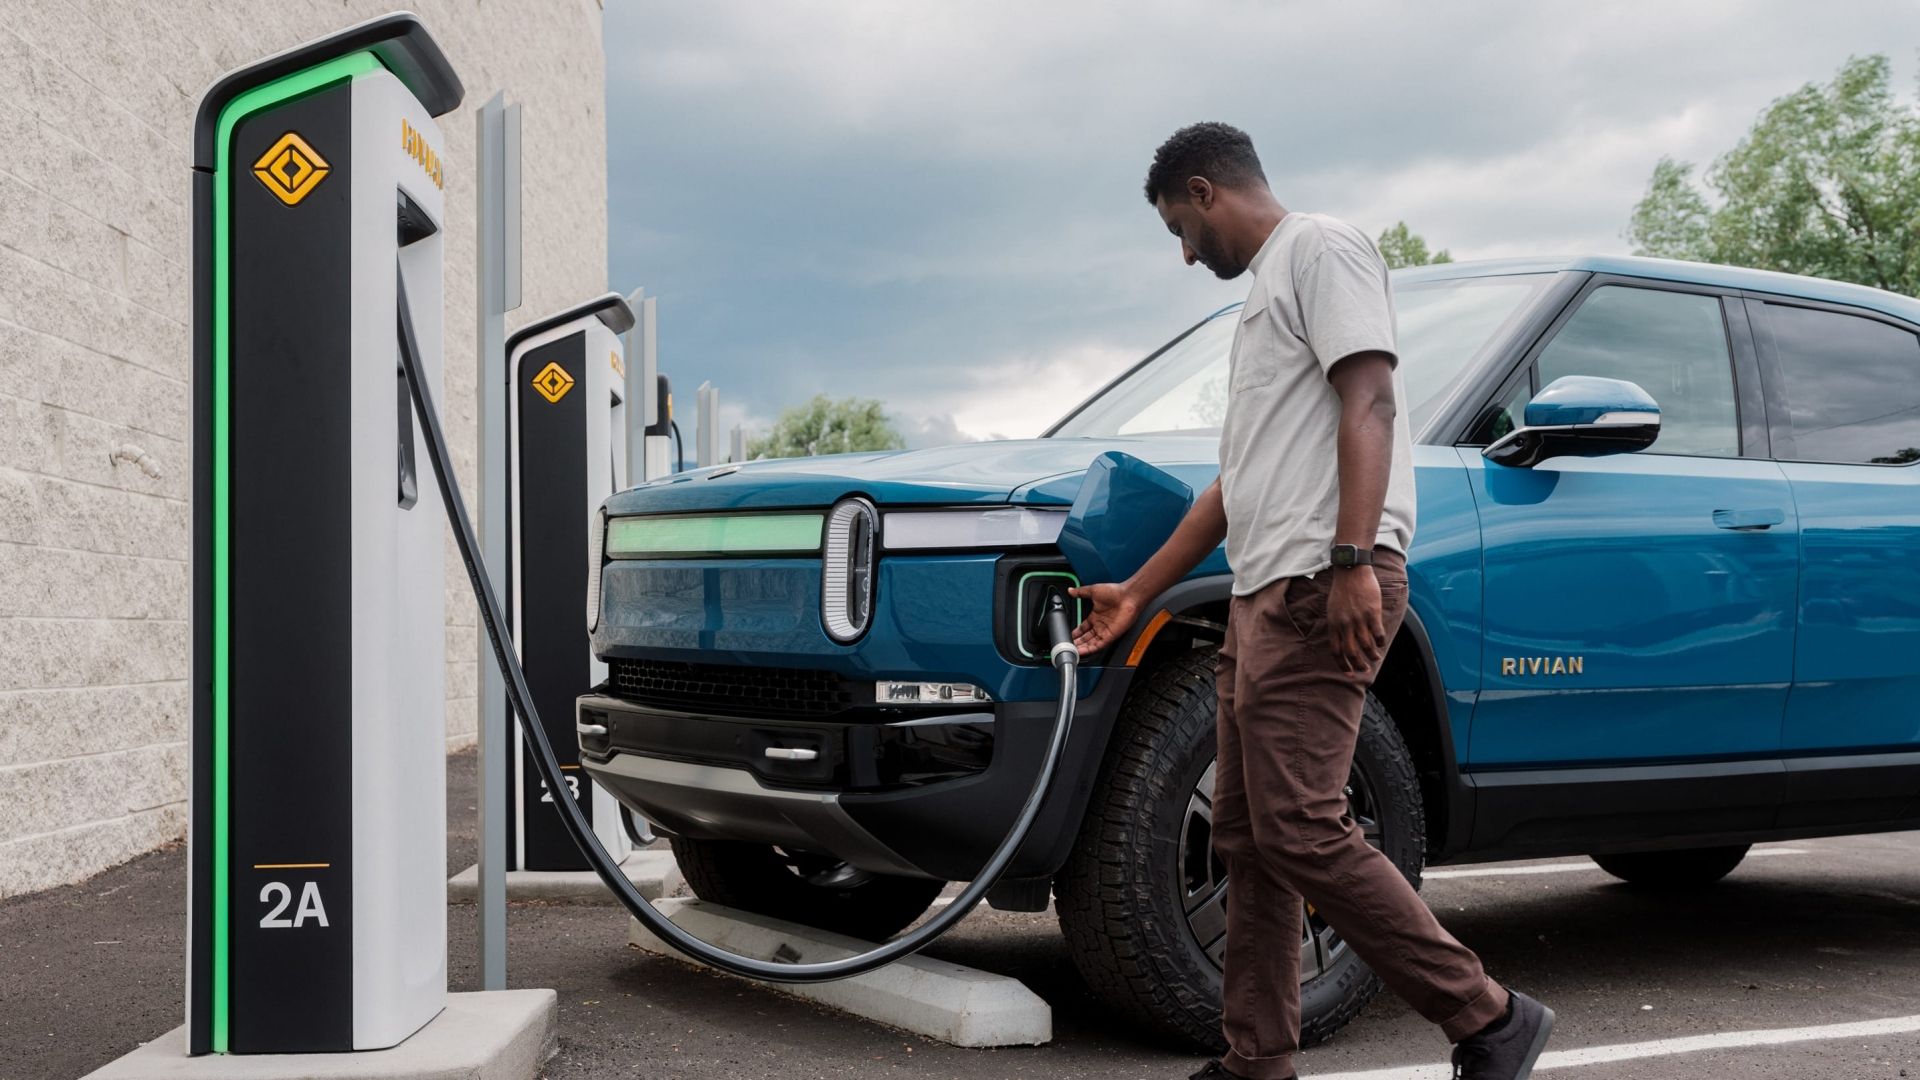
[669,837,946,940]
[1057,647,1427,1053]
[1591,844,1750,889]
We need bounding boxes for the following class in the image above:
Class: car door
[1746,295,1920,827]
[1460,279,1799,847]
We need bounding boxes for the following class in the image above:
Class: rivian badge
[1500,655,1585,676]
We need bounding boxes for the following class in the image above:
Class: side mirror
[1483,375,1660,468]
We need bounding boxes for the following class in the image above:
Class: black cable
[668,419,684,473]
[397,266,1080,982]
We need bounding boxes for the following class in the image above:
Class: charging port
[1016,570,1082,661]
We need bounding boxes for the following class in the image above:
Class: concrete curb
[80,989,558,1079]
[627,898,1051,1048]
[448,849,681,904]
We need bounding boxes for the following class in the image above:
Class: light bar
[604,512,824,558]
[882,508,1067,551]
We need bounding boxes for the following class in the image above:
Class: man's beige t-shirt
[1218,212,1416,596]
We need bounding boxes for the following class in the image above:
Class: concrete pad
[448,849,681,904]
[627,898,1051,1048]
[80,989,557,1080]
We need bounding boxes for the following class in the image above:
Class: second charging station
[505,296,638,870]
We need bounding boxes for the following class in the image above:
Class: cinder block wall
[0,0,611,898]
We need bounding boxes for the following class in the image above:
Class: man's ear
[1186,176,1213,210]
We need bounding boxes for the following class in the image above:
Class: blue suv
[577,255,1920,1049]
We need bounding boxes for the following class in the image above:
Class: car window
[1396,276,1551,431]
[1761,303,1920,465]
[1533,285,1739,457]
[1049,273,1551,439]
[1477,379,1532,445]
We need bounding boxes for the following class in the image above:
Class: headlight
[821,498,878,643]
[882,508,1067,551]
[876,680,992,704]
[587,506,605,632]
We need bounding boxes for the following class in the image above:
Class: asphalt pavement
[6,748,1917,1079]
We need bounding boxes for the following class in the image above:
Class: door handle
[1712,508,1784,531]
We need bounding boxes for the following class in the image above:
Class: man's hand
[1327,566,1387,673]
[1068,581,1143,656]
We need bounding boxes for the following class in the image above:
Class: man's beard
[1192,220,1245,280]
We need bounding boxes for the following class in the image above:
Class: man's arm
[1069,477,1225,654]
[1326,350,1397,671]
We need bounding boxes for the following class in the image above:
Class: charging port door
[1055,451,1194,587]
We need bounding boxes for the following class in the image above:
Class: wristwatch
[1329,544,1375,569]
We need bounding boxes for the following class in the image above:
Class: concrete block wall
[0,0,611,898]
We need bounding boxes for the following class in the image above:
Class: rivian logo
[531,361,574,404]
[1501,655,1585,676]
[251,132,329,206]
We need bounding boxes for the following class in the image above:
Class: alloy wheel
[1178,758,1384,982]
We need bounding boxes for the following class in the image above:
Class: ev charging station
[186,15,461,1056]
[505,296,636,871]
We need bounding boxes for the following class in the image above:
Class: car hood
[603,435,1221,514]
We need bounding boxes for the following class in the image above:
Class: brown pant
[1215,551,1507,1079]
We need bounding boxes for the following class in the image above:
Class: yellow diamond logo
[531,361,575,404]
[252,132,330,206]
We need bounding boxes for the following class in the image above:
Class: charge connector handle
[1044,592,1079,670]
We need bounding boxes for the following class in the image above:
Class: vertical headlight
[821,497,877,643]
[587,506,606,632]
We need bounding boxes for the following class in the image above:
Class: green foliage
[1627,55,1920,295]
[1376,221,1453,269]
[747,395,906,459]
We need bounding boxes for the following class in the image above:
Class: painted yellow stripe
[252,862,332,870]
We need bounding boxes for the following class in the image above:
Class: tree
[1376,221,1452,269]
[1627,55,1920,295]
[747,395,905,459]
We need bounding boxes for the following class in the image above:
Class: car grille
[607,658,859,717]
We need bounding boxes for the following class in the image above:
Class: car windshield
[1048,272,1555,439]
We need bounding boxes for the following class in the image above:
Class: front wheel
[1056,647,1427,1052]
[669,837,946,940]
[1591,845,1750,889]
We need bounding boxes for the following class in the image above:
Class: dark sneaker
[1451,991,1555,1079]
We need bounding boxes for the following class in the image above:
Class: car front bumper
[575,672,1134,882]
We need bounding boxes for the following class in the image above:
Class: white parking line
[1307,1013,1920,1079]
[1424,848,1807,880]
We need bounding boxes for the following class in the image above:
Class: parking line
[1424,848,1806,880]
[1306,1013,1920,1079]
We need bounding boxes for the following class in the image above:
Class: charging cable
[397,267,1081,982]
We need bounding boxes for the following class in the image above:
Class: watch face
[1332,545,1355,567]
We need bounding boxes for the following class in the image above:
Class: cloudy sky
[603,2,1920,448]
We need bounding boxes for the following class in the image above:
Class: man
[1069,122,1554,1080]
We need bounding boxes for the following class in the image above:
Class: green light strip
[605,513,826,557]
[209,50,379,1054]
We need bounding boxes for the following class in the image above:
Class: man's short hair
[1143,122,1268,205]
